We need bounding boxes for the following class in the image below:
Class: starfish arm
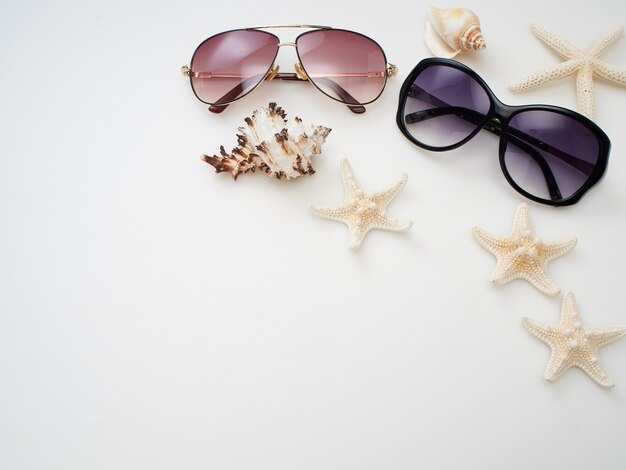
[576,64,595,118]
[524,260,561,295]
[309,204,353,222]
[593,59,626,86]
[348,223,369,249]
[510,203,533,238]
[371,173,408,206]
[510,59,582,92]
[522,318,570,381]
[579,360,615,388]
[543,350,573,383]
[539,237,577,261]
[522,317,557,346]
[587,26,624,57]
[531,24,582,59]
[472,227,515,254]
[370,212,413,232]
[340,159,363,199]
[589,326,626,349]
[488,256,518,285]
[581,325,625,387]
[560,291,577,321]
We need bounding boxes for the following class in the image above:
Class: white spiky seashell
[203,102,331,180]
[424,7,486,58]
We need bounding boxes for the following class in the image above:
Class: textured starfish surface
[472,203,576,296]
[310,159,412,248]
[510,24,626,119]
[523,292,626,387]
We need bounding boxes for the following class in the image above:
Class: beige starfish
[310,159,412,248]
[472,203,576,296]
[523,292,626,387]
[510,24,626,119]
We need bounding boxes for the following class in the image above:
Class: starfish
[510,24,626,119]
[309,159,412,248]
[523,292,626,387]
[472,203,576,296]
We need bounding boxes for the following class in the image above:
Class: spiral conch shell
[424,7,486,58]
[203,102,331,180]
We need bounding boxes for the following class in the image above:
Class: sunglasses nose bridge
[273,42,306,79]
[483,116,503,135]
[490,99,513,121]
[483,98,513,136]
[269,43,297,69]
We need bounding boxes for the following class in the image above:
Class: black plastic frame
[187,27,390,114]
[395,58,611,206]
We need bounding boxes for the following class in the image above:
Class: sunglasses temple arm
[405,107,562,199]
[207,74,267,113]
[312,77,366,113]
[506,137,562,200]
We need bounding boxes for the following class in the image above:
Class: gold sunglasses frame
[181,25,397,114]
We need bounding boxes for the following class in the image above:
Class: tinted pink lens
[190,30,279,105]
[296,30,387,105]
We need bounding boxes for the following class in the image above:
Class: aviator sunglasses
[396,58,610,206]
[181,25,397,114]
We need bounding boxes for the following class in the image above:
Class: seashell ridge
[425,7,486,58]
[203,102,331,180]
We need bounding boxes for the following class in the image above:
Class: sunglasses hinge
[181,65,190,77]
[483,117,503,134]
[386,63,398,78]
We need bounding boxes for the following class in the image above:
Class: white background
[1,1,626,469]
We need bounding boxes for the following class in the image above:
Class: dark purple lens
[401,64,491,148]
[503,110,600,201]
[190,30,279,105]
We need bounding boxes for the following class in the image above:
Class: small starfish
[510,24,626,119]
[523,292,626,387]
[310,159,412,248]
[472,203,576,296]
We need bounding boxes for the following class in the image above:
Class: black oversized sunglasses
[396,58,610,206]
